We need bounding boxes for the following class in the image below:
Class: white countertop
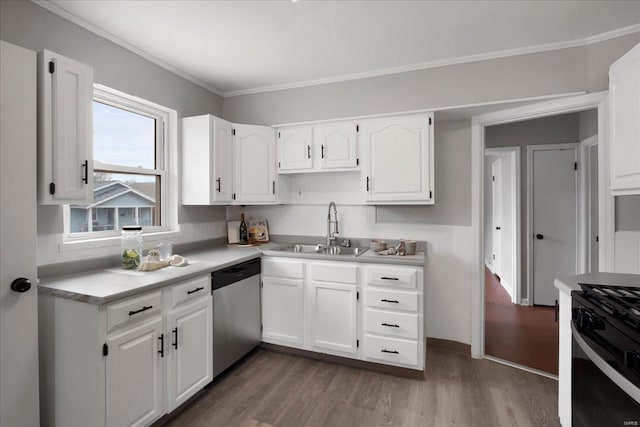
[38,244,278,305]
[38,241,424,305]
[554,272,640,295]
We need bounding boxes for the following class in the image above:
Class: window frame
[61,84,180,249]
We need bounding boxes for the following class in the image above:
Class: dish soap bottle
[239,213,249,245]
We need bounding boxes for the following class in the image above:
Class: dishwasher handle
[212,258,261,290]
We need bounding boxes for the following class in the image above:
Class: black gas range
[571,283,640,426]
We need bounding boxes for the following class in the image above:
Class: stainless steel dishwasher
[211,258,261,378]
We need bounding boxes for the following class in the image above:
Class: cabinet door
[362,113,433,203]
[233,124,276,203]
[39,50,93,204]
[278,127,313,171]
[212,117,234,203]
[315,122,359,170]
[310,281,358,354]
[262,277,304,346]
[609,43,640,195]
[106,317,164,427]
[166,297,213,412]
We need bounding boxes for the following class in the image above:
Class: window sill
[58,229,183,253]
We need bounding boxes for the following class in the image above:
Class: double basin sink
[270,243,369,257]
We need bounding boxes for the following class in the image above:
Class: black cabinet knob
[10,277,31,293]
[536,234,544,240]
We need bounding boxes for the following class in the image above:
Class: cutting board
[227,221,240,244]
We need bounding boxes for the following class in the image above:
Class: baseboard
[500,279,514,299]
[485,261,495,274]
[260,343,426,379]
[426,337,471,356]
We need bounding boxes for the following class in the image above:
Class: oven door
[572,322,640,426]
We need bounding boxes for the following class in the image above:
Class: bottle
[239,214,249,245]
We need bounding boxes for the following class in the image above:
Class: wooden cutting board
[227,221,240,244]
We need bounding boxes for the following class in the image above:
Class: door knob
[10,277,31,293]
[536,234,544,240]
[496,226,501,230]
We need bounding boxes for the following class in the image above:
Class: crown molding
[31,1,639,99]
[224,23,640,97]
[31,0,224,97]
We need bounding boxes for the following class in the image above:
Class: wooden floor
[164,347,560,427]
[484,268,559,375]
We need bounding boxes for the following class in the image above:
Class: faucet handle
[340,239,351,248]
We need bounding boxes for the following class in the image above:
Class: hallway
[484,268,559,375]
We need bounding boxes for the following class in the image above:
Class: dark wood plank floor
[164,346,560,427]
[485,268,559,375]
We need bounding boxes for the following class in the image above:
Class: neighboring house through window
[63,85,177,242]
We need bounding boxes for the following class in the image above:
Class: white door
[491,159,503,276]
[315,122,359,169]
[362,113,433,202]
[278,127,313,171]
[261,277,304,346]
[0,41,39,427]
[310,282,358,354]
[212,116,233,203]
[532,147,577,306]
[234,124,276,203]
[106,317,165,427]
[166,297,212,412]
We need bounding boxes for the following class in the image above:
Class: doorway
[480,107,600,376]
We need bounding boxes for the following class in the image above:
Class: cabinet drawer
[366,266,417,289]
[262,258,304,279]
[310,263,357,284]
[171,275,211,308]
[364,334,419,367]
[365,309,419,339]
[107,291,163,333]
[365,288,418,312]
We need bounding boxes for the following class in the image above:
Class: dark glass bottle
[239,213,249,244]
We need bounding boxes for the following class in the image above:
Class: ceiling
[45,1,640,97]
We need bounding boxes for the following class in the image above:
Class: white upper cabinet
[233,124,277,204]
[609,42,640,195]
[361,113,434,204]
[278,127,314,171]
[38,50,94,204]
[277,121,359,174]
[315,122,359,170]
[182,115,233,204]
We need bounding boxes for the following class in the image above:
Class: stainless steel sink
[271,244,369,257]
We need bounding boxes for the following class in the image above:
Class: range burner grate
[578,284,640,329]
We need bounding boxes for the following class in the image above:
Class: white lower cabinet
[262,276,305,346]
[261,257,424,370]
[166,297,213,412]
[39,275,213,427]
[557,289,572,426]
[310,281,358,354]
[106,317,165,427]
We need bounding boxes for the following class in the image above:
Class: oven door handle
[572,322,640,404]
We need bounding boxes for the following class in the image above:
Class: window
[64,85,177,242]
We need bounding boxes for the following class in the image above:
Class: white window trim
[60,84,180,252]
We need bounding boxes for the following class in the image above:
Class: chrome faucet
[326,201,339,247]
